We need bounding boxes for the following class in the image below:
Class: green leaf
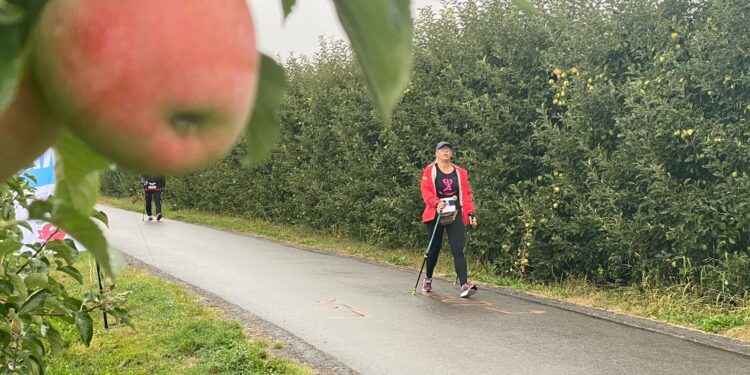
[62,297,82,311]
[0,322,11,335]
[47,204,114,277]
[75,311,93,346]
[510,0,541,16]
[44,238,78,265]
[15,350,31,371]
[281,0,296,20]
[23,273,48,290]
[332,0,413,123]
[25,351,43,375]
[55,176,99,214]
[0,238,21,257]
[0,280,13,295]
[92,210,108,226]
[45,325,63,355]
[18,289,48,315]
[111,307,134,328]
[244,54,287,164]
[42,297,68,315]
[54,132,110,212]
[0,1,24,25]
[8,272,27,300]
[22,171,37,184]
[27,199,52,221]
[81,291,97,305]
[17,221,32,232]
[23,335,45,359]
[57,265,82,284]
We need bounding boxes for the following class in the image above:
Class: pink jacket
[420,163,476,224]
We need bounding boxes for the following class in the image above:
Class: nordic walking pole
[412,254,429,296]
[115,169,144,221]
[412,217,441,295]
[455,228,471,285]
[95,262,110,330]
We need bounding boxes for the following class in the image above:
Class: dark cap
[435,141,453,150]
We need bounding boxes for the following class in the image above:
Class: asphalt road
[101,205,750,375]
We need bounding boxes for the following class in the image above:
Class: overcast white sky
[246,0,446,58]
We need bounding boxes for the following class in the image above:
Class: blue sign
[22,150,55,188]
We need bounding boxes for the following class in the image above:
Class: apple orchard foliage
[106,0,750,303]
[0,0,448,371]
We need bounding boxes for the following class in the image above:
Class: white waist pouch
[438,197,458,225]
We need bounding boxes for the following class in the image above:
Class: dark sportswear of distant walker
[140,175,165,221]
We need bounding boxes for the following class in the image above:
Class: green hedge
[102,0,750,302]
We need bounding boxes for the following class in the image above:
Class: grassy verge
[100,196,750,342]
[47,252,311,374]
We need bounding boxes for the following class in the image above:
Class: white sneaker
[422,277,432,293]
[459,283,477,298]
[148,216,154,221]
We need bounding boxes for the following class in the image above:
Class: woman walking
[140,175,166,221]
[420,141,478,297]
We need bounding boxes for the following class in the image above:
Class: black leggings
[425,209,467,285]
[145,191,162,216]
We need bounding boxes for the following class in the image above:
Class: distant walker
[140,175,166,221]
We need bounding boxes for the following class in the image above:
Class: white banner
[14,149,68,250]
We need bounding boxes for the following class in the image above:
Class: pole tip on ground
[411,290,416,296]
